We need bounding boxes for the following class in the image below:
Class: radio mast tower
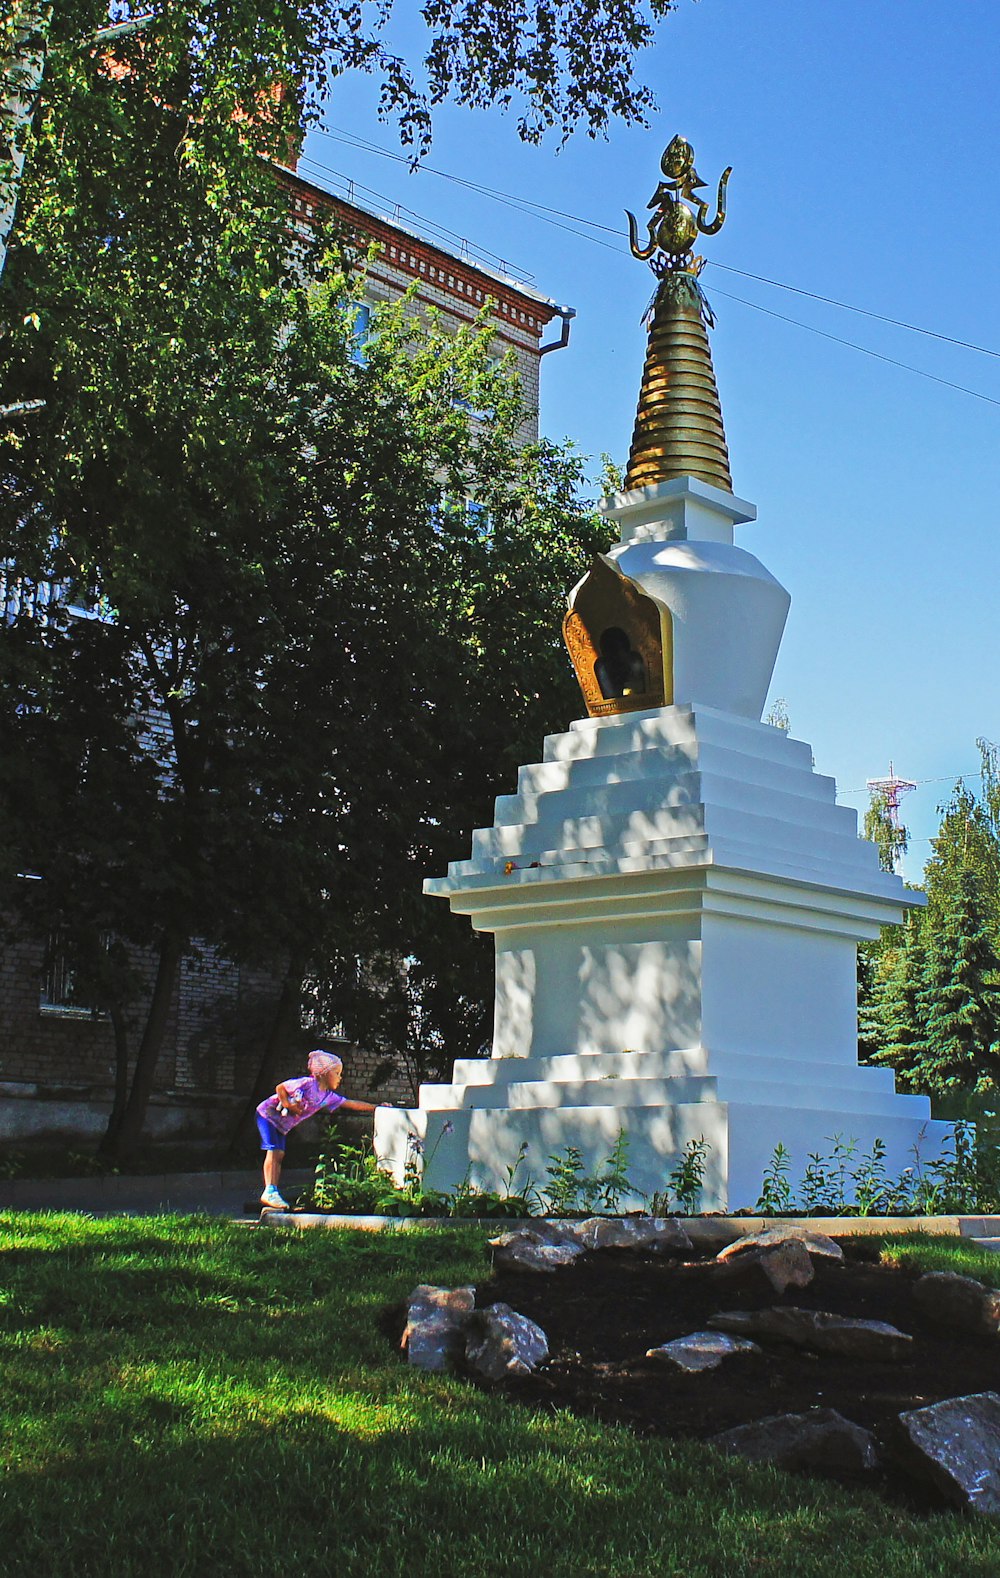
[865,762,917,874]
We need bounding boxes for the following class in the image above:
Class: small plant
[850,1137,896,1216]
[65,1149,119,1179]
[755,1142,793,1215]
[594,1129,634,1213]
[539,1133,636,1216]
[310,1136,397,1213]
[419,1138,542,1219]
[746,1123,1000,1219]
[919,1120,986,1213]
[661,1135,710,1215]
[0,1148,26,1181]
[543,1145,587,1215]
[798,1133,858,1214]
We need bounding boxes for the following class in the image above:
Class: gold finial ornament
[625,135,731,277]
[623,137,733,494]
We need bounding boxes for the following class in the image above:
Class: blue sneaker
[261,1185,289,1210]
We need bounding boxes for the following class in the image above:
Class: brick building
[0,162,573,1159]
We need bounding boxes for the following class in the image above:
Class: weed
[755,1142,793,1215]
[655,1136,710,1215]
[543,1144,588,1215]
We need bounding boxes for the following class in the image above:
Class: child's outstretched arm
[338,1098,393,1114]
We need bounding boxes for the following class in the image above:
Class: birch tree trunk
[0,0,52,285]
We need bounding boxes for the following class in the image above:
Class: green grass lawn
[2,1215,1000,1578]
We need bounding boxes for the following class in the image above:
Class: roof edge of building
[276,164,562,321]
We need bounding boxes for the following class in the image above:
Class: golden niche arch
[562,556,673,718]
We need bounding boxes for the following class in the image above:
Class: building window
[39,932,108,1018]
[350,300,372,365]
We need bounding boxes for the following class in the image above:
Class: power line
[707,261,1000,362]
[837,771,983,799]
[305,140,1000,408]
[303,138,625,256]
[297,155,537,280]
[314,127,625,242]
[313,123,1000,370]
[708,286,1000,409]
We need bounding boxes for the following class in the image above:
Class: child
[256,1049,391,1209]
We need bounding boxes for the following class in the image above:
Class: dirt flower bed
[463,1240,1000,1508]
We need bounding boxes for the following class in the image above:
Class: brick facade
[281,167,568,446]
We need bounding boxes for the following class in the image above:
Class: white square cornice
[600,475,757,546]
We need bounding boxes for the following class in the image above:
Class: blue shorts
[257,1115,286,1151]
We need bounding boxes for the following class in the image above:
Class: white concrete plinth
[374,701,950,1211]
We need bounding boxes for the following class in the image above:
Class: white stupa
[374,138,949,1209]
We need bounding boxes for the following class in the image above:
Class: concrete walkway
[0,1168,313,1219]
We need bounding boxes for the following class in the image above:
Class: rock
[913,1272,1000,1339]
[709,1408,880,1477]
[716,1225,844,1264]
[711,1237,815,1297]
[645,1331,760,1372]
[567,1216,693,1254]
[403,1284,476,1373]
[488,1230,585,1272]
[708,1306,913,1361]
[896,1392,1000,1515]
[464,1302,549,1380]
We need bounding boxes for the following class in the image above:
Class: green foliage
[541,1145,591,1216]
[754,1142,793,1215]
[308,1129,635,1218]
[540,1130,636,1215]
[593,1128,634,1214]
[448,1142,542,1219]
[751,1121,1000,1217]
[923,752,1000,942]
[798,1133,859,1215]
[652,1135,710,1215]
[861,741,1000,1100]
[863,915,929,1089]
[848,1138,896,1217]
[863,790,907,875]
[309,1135,408,1214]
[1,7,615,1154]
[921,865,1000,1092]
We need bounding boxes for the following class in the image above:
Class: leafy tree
[2,206,607,1161]
[1,3,625,1159]
[863,788,907,875]
[2,0,681,277]
[920,864,1000,1094]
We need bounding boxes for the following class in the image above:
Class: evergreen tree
[923,750,1000,947]
[864,912,929,1091]
[921,865,1000,1094]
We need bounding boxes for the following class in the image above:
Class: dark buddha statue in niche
[594,626,647,701]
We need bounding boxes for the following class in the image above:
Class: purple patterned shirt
[256,1076,346,1136]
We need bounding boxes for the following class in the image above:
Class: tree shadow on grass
[4,1379,1000,1578]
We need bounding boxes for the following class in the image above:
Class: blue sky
[303,0,1000,881]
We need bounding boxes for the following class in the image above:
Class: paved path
[0,1168,313,1219]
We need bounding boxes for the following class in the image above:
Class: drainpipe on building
[539,306,576,356]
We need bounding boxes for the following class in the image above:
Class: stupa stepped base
[374,702,952,1212]
[372,1091,940,1211]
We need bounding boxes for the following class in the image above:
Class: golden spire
[623,137,733,494]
